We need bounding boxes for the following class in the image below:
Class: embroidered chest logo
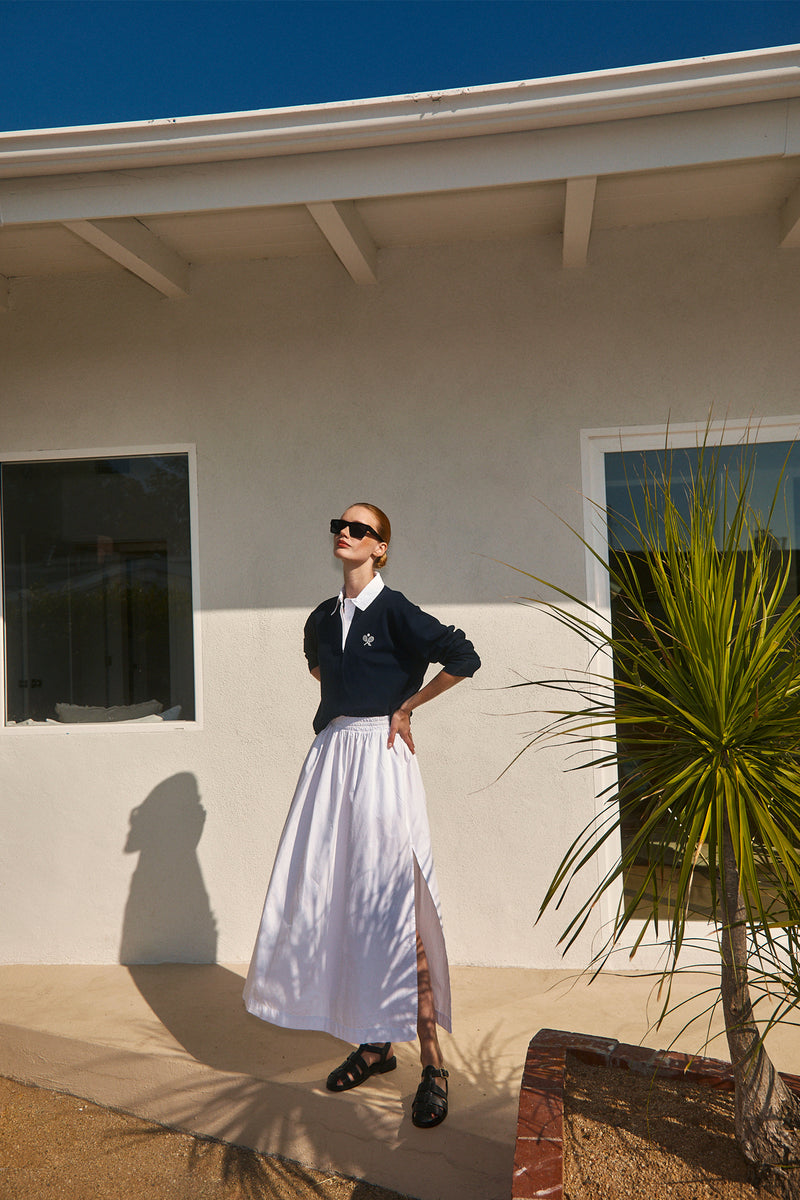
[362,633,375,647]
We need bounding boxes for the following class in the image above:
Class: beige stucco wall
[1,212,798,969]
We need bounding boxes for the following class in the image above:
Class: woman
[244,503,480,1128]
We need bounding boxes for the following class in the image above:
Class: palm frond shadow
[566,1056,756,1189]
[445,1021,527,1101]
[114,1117,392,1200]
[96,976,517,1199]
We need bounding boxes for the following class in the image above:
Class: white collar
[332,572,384,614]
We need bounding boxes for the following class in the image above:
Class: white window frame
[580,415,800,955]
[0,443,203,733]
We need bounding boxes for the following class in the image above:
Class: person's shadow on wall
[119,771,333,1077]
[120,772,218,965]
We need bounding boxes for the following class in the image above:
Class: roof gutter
[1,44,799,179]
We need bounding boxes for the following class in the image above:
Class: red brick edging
[512,1028,800,1200]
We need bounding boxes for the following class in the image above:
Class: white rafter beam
[306,200,377,284]
[62,217,190,297]
[562,175,597,268]
[780,181,800,248]
[0,274,9,312]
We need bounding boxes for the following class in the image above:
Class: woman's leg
[361,1043,392,1067]
[412,930,449,1127]
[358,929,442,1070]
[417,931,443,1069]
[331,929,440,1083]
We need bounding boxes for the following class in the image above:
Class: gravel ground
[0,1075,414,1200]
[563,1055,776,1199]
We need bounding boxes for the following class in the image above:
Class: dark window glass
[1,454,195,724]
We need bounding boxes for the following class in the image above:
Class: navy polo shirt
[303,583,481,734]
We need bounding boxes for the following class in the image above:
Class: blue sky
[1,1,799,133]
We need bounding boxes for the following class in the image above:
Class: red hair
[351,502,391,569]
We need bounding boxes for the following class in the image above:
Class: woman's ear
[372,541,388,562]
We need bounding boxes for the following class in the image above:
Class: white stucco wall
[1,212,799,968]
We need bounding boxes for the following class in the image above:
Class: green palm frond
[522,439,800,996]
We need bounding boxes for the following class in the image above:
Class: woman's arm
[387,669,465,754]
[310,666,321,682]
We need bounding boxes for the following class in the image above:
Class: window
[582,419,800,918]
[1,451,197,726]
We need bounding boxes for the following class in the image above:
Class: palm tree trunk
[720,817,800,1197]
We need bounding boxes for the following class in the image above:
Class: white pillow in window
[55,700,164,723]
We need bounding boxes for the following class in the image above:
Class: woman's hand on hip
[386,672,466,754]
[388,708,415,755]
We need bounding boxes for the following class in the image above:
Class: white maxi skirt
[243,714,452,1044]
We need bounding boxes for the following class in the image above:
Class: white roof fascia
[0,44,798,180]
[1,100,793,228]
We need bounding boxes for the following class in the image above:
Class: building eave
[1,44,799,179]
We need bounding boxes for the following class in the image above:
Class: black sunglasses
[330,518,381,541]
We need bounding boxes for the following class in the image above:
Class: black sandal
[326,1042,397,1092]
[411,1065,449,1127]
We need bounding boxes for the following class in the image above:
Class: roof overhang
[1,44,799,179]
[1,45,799,296]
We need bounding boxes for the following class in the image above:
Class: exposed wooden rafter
[62,217,190,297]
[779,180,800,248]
[306,201,377,284]
[562,176,597,268]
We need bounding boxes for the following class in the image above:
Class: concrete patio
[4,961,800,1200]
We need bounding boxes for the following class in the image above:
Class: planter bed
[512,1028,800,1200]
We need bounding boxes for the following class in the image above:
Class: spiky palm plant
[519,444,800,1197]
